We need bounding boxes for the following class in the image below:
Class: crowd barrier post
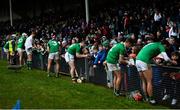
[84,58,90,81]
[120,64,128,92]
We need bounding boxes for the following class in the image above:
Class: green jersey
[48,39,60,53]
[3,41,9,49]
[17,36,26,49]
[136,42,165,63]
[106,43,126,64]
[67,43,81,55]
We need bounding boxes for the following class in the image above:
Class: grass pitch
[0,60,168,109]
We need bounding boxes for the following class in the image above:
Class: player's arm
[159,44,175,64]
[76,53,88,58]
[160,52,170,61]
[47,43,50,53]
[76,46,89,58]
[119,55,129,65]
[160,52,177,65]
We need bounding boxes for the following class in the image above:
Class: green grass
[0,60,168,109]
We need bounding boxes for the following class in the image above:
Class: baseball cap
[102,40,109,47]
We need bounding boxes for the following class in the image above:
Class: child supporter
[161,51,180,106]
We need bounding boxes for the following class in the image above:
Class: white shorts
[25,47,32,55]
[107,63,120,72]
[3,48,8,53]
[65,52,74,62]
[17,48,24,53]
[136,60,149,72]
[48,52,59,60]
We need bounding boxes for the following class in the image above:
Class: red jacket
[175,73,180,80]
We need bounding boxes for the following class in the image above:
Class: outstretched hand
[103,61,107,66]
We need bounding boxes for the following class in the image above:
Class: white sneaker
[171,99,177,105]
[149,99,156,104]
[107,83,111,88]
[107,83,113,88]
[162,94,170,101]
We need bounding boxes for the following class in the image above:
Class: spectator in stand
[168,37,179,53]
[169,22,179,39]
[136,38,144,48]
[123,12,130,34]
[154,9,162,30]
[110,35,118,47]
[93,44,107,68]
[128,46,140,65]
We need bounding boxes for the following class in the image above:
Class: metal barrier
[152,65,180,102]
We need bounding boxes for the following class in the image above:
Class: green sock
[29,61,32,69]
[149,96,154,100]
[27,61,29,68]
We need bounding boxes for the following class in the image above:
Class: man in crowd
[8,34,16,65]
[136,40,175,104]
[17,33,28,66]
[65,40,89,83]
[47,34,60,77]
[105,38,134,96]
[25,31,36,70]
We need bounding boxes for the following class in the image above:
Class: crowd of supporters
[0,0,179,107]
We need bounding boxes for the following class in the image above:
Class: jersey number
[52,41,58,46]
[18,39,23,43]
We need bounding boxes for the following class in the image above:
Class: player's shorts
[107,63,120,72]
[48,52,59,60]
[25,47,32,55]
[3,48,8,53]
[136,60,149,72]
[65,52,74,62]
[17,48,24,53]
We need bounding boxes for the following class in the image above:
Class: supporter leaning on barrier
[135,39,176,104]
[105,38,134,96]
[47,34,60,77]
[161,51,180,106]
[17,33,28,66]
[25,31,36,70]
[65,40,89,83]
[93,44,107,68]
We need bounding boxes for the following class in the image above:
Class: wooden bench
[7,65,22,72]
